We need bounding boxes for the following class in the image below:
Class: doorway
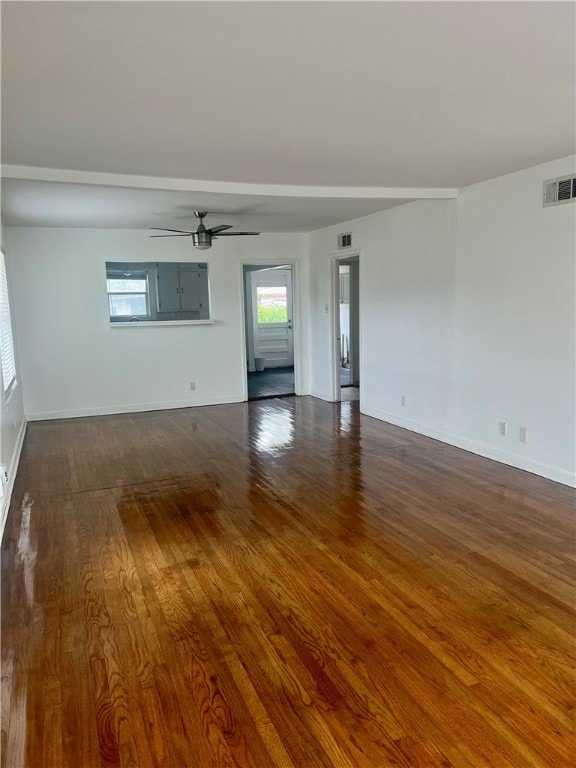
[333,255,360,402]
[243,265,295,400]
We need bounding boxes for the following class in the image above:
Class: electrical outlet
[519,426,528,443]
[400,395,406,407]
[189,381,196,391]
[499,421,507,437]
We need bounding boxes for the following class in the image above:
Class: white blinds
[0,251,16,395]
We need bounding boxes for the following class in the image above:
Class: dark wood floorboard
[1,396,575,767]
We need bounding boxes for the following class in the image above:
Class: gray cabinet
[157,268,181,311]
[156,263,209,316]
[179,269,202,310]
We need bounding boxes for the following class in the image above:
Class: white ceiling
[1,1,574,230]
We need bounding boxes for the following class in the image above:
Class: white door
[251,269,294,368]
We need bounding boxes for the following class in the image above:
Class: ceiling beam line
[1,165,459,200]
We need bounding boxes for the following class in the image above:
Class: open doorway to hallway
[243,264,295,400]
[335,255,360,402]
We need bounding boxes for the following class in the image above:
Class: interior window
[105,261,211,322]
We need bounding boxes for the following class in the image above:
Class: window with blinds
[0,250,17,396]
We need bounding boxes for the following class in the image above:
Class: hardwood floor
[2,396,575,767]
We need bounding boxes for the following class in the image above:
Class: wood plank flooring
[1,396,575,767]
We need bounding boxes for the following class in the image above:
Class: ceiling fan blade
[213,231,260,237]
[150,234,192,237]
[150,227,194,234]
[207,224,233,234]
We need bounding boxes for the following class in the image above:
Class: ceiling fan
[150,211,260,250]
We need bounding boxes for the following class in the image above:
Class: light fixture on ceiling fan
[150,211,260,250]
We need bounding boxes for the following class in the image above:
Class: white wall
[308,156,576,486]
[452,159,575,485]
[6,228,308,420]
[309,199,456,409]
[0,224,27,538]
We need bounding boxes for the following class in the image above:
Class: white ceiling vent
[543,175,576,207]
[338,232,352,249]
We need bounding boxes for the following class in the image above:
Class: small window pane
[107,278,147,292]
[257,286,288,323]
[109,294,148,317]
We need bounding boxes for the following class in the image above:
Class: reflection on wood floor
[2,396,575,767]
[340,387,359,402]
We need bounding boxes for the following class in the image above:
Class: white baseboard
[361,404,576,488]
[26,395,244,421]
[0,417,27,541]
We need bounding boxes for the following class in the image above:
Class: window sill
[110,319,215,327]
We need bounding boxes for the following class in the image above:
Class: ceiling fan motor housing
[192,231,212,250]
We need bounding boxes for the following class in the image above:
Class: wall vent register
[543,175,576,207]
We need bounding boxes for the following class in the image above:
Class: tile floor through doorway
[248,367,356,400]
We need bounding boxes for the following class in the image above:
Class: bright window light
[0,251,17,396]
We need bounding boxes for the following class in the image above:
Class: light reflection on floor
[253,405,294,454]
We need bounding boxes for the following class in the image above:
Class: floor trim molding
[362,404,576,488]
[26,395,243,421]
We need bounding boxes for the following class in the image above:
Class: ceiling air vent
[338,232,352,249]
[543,175,576,207]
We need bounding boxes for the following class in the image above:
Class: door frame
[329,249,362,402]
[239,258,302,402]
